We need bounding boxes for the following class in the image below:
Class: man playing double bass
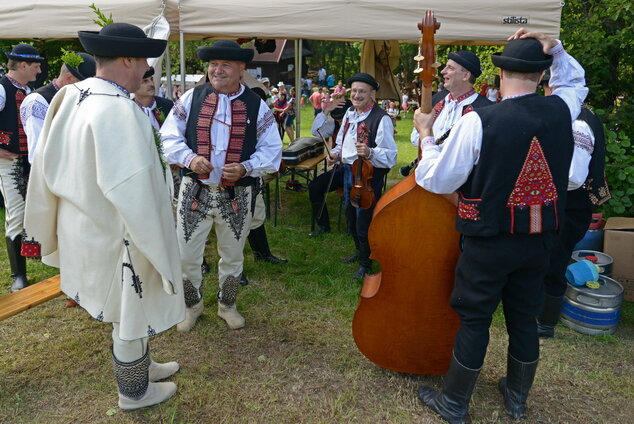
[413,29,587,423]
[327,72,397,279]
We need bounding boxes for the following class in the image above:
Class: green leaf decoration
[89,3,114,27]
[60,49,84,68]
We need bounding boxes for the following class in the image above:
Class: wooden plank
[0,275,62,321]
[287,153,326,171]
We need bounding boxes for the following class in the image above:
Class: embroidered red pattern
[356,122,370,146]
[506,137,558,234]
[458,200,481,221]
[0,130,11,145]
[222,99,247,187]
[15,90,28,154]
[195,92,219,179]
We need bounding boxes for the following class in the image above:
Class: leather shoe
[353,266,370,279]
[240,274,249,286]
[340,251,359,263]
[254,252,288,264]
[309,225,330,237]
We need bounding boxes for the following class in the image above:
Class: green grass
[1,105,633,423]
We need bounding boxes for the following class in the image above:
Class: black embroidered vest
[567,106,611,209]
[184,83,260,186]
[0,76,28,155]
[34,82,58,104]
[154,96,174,127]
[343,103,389,157]
[456,94,573,237]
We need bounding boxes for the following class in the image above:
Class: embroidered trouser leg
[451,233,551,369]
[0,156,27,239]
[112,323,150,400]
[112,322,148,362]
[176,177,215,305]
[250,180,266,230]
[213,186,253,304]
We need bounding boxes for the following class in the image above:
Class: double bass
[351,11,461,375]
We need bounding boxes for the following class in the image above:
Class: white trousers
[251,179,266,230]
[0,156,27,239]
[112,322,147,362]
[176,176,254,303]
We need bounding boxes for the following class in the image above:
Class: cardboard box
[603,217,634,302]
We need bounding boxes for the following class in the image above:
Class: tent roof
[0,1,563,44]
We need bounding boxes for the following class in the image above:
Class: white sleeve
[311,112,335,138]
[415,112,483,194]
[0,85,5,111]
[241,100,282,176]
[568,119,594,190]
[369,115,397,168]
[329,116,347,157]
[549,42,588,121]
[159,88,197,167]
[20,94,48,164]
[410,126,420,147]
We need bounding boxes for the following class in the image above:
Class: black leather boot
[353,242,372,279]
[309,202,331,237]
[418,353,481,424]
[498,354,539,419]
[240,273,249,286]
[249,224,288,264]
[6,235,28,292]
[537,293,563,338]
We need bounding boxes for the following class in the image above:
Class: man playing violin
[327,73,397,279]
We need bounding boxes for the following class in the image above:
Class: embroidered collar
[95,77,130,97]
[216,84,244,100]
[6,75,29,91]
[51,79,61,91]
[502,92,533,101]
[133,97,157,110]
[447,89,476,103]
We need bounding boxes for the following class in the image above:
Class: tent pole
[295,39,302,139]
[180,31,186,97]
[165,44,173,99]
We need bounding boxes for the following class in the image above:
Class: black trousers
[343,164,388,268]
[451,233,554,369]
[308,166,345,227]
[543,207,593,297]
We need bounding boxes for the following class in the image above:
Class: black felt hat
[66,53,96,81]
[4,44,44,63]
[143,66,155,79]
[447,50,482,78]
[491,38,553,72]
[78,23,167,58]
[197,40,254,63]
[347,73,379,90]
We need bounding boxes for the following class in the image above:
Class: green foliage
[560,1,634,217]
[306,41,362,82]
[89,3,114,27]
[59,48,83,68]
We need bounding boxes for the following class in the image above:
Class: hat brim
[447,52,482,78]
[78,31,166,58]
[491,53,553,73]
[5,53,44,63]
[197,46,254,63]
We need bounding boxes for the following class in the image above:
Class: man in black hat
[0,43,43,292]
[413,29,588,422]
[21,52,96,164]
[401,50,492,177]
[161,40,282,331]
[327,72,397,278]
[308,96,351,237]
[23,23,184,410]
[133,66,174,131]
[536,72,611,338]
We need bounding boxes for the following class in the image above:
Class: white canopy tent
[0,0,564,132]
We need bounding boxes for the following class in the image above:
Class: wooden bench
[0,275,62,321]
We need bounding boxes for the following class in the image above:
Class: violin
[349,123,375,209]
[350,157,374,209]
[351,11,461,375]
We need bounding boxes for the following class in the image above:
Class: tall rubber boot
[309,202,331,237]
[498,354,539,419]
[537,293,563,338]
[418,352,481,424]
[6,235,27,292]
[249,224,287,263]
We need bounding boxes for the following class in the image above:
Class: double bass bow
[351,11,461,375]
